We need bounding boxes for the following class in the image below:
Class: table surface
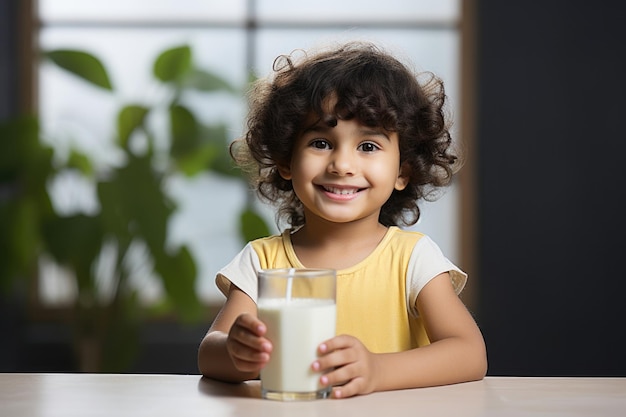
[0,373,624,417]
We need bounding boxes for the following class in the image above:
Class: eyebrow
[302,123,391,141]
[360,128,391,141]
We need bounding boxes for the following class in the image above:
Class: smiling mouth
[321,186,362,195]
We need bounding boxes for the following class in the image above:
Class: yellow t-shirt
[216,226,466,353]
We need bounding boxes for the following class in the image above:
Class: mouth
[320,185,363,196]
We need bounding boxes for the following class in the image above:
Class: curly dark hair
[231,41,462,229]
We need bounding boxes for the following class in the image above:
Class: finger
[235,313,267,336]
[227,336,271,373]
[319,361,358,388]
[332,379,363,399]
[323,363,370,399]
[232,355,268,373]
[229,323,272,354]
[313,344,358,374]
[318,334,355,354]
[228,338,271,361]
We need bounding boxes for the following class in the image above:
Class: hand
[311,335,380,399]
[226,313,273,374]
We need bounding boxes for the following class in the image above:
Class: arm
[197,285,273,382]
[314,272,487,398]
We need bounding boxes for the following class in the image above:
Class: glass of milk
[257,268,336,401]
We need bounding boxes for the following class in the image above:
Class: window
[36,0,461,306]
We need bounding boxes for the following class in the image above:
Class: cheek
[288,159,316,189]
[370,160,401,184]
[291,155,321,178]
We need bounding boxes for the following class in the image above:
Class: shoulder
[407,233,466,287]
[249,231,290,261]
[386,226,427,249]
[404,229,467,316]
[249,231,286,250]
[249,230,299,270]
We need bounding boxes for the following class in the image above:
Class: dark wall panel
[475,1,626,376]
[0,0,19,120]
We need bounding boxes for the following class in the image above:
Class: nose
[328,147,355,176]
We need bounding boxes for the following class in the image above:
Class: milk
[258,298,336,394]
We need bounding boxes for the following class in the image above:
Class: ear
[394,163,409,191]
[276,163,292,180]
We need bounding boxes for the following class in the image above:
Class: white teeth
[324,186,358,195]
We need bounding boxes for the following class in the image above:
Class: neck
[292,215,388,248]
[289,216,390,270]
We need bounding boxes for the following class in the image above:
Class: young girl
[198,41,487,398]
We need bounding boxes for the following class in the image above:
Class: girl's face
[278,116,408,225]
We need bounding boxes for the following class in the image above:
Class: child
[198,41,487,399]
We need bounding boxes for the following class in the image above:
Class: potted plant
[0,44,269,372]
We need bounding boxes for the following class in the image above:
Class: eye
[310,139,331,150]
[359,142,380,153]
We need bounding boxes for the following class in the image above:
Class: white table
[1,373,624,416]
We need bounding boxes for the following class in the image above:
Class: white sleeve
[406,235,467,317]
[215,243,262,303]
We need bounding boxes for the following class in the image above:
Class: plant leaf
[169,104,198,158]
[153,45,192,83]
[3,199,39,280]
[117,105,149,149]
[67,149,94,176]
[183,68,237,92]
[154,246,201,322]
[98,154,174,249]
[240,207,271,242]
[207,124,240,178]
[41,214,103,292]
[175,142,220,176]
[44,49,113,90]
[0,117,56,290]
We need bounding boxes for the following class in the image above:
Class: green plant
[0,116,57,292]
[1,44,270,372]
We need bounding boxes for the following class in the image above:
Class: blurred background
[1,0,624,376]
